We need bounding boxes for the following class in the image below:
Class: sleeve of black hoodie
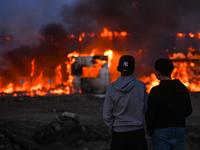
[185,89,193,117]
[145,87,159,136]
[179,80,193,117]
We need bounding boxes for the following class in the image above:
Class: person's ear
[155,70,161,80]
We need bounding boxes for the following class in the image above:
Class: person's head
[154,58,174,80]
[117,55,135,76]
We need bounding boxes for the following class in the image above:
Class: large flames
[1,28,200,96]
[139,47,200,93]
[1,47,200,96]
[0,49,113,97]
[39,27,129,42]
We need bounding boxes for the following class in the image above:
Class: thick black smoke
[61,0,200,34]
[1,0,200,80]
[59,0,200,74]
[0,23,72,78]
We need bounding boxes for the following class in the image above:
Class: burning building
[0,26,124,97]
[65,49,113,94]
[139,47,200,93]
[2,1,200,97]
[68,53,110,94]
[2,25,200,96]
[0,48,113,97]
[169,47,200,92]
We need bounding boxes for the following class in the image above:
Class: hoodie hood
[160,79,185,95]
[112,75,136,93]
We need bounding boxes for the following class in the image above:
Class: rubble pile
[32,112,110,150]
[0,127,39,150]
[0,112,110,150]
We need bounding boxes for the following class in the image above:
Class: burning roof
[2,18,200,96]
[169,47,200,92]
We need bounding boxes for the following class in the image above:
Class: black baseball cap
[117,55,135,73]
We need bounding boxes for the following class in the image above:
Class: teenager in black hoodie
[145,58,192,150]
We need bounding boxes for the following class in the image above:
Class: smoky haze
[0,0,200,79]
[1,23,71,77]
[60,0,200,76]
[61,0,200,34]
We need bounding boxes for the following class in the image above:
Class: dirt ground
[0,93,200,150]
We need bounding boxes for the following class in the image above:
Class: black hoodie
[145,79,193,136]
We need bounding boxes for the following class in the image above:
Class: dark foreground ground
[0,93,199,150]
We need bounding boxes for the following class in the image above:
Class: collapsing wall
[70,55,110,94]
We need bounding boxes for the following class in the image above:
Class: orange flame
[189,33,195,38]
[1,47,200,96]
[30,59,36,76]
[4,83,14,93]
[81,67,100,78]
[100,27,129,39]
[139,73,159,93]
[120,31,127,37]
[67,27,129,39]
[177,33,186,37]
[55,64,62,85]
[78,34,82,42]
[197,33,200,39]
[104,49,113,68]
[140,48,200,93]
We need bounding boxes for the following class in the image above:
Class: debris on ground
[32,111,110,150]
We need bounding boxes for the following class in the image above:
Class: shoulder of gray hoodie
[110,75,146,93]
[108,75,147,112]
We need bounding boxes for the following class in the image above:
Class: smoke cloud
[61,0,200,34]
[1,0,200,78]
[1,23,71,77]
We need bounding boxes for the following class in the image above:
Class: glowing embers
[176,32,200,39]
[100,28,128,40]
[0,35,11,43]
[67,27,130,40]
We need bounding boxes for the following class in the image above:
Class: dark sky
[1,0,200,44]
[1,0,200,77]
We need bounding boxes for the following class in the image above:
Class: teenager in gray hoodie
[103,55,148,150]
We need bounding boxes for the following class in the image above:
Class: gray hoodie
[103,75,147,132]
